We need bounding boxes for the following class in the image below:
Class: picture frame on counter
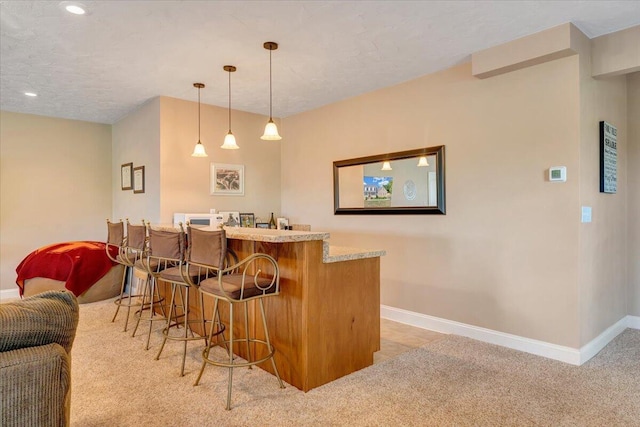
[133,165,145,194]
[239,213,255,228]
[255,222,269,229]
[220,211,240,227]
[121,162,133,190]
[210,163,244,196]
[277,217,289,230]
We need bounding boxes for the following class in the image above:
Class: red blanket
[15,241,118,297]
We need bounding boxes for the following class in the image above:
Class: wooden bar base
[159,238,381,392]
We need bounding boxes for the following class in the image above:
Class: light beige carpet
[71,298,640,426]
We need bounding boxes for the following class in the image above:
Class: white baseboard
[381,305,638,366]
[627,315,640,329]
[0,288,21,302]
[578,317,628,364]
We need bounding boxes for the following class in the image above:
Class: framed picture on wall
[599,121,617,193]
[121,162,133,190]
[133,166,145,194]
[210,163,244,196]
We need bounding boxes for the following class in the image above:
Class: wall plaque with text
[599,121,617,194]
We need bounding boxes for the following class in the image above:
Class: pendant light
[220,65,239,149]
[381,161,392,171]
[417,156,429,167]
[260,41,282,140]
[191,83,208,157]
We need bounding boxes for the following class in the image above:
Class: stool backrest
[188,227,226,268]
[106,219,124,245]
[126,220,147,251]
[148,228,185,261]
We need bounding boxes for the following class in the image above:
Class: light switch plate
[581,206,592,223]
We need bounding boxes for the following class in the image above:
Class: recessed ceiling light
[24,92,38,97]
[66,5,85,15]
[59,2,87,15]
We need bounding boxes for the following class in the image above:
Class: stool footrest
[201,338,275,369]
[133,310,168,322]
[113,294,145,307]
[160,318,221,342]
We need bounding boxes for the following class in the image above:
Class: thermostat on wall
[549,166,567,182]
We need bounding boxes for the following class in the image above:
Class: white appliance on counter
[173,212,223,228]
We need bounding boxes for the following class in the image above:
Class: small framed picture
[210,163,244,196]
[219,211,240,227]
[239,213,255,228]
[255,222,269,229]
[133,166,145,194]
[121,162,133,190]
[277,217,289,230]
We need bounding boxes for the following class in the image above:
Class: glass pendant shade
[261,41,282,141]
[417,156,429,167]
[381,161,392,171]
[261,119,282,140]
[192,141,207,157]
[221,65,239,150]
[221,131,239,149]
[191,82,208,157]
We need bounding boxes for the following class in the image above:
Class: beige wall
[282,58,583,347]
[112,98,161,224]
[472,22,578,79]
[629,72,640,316]
[0,111,112,291]
[158,97,281,224]
[591,25,640,78]
[2,25,635,351]
[576,29,629,345]
[111,96,281,225]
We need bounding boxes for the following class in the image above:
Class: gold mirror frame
[333,145,446,215]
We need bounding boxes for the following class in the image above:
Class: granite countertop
[221,226,330,243]
[152,224,329,242]
[150,224,385,263]
[322,242,386,263]
[223,229,386,262]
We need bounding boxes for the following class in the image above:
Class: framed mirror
[333,145,445,215]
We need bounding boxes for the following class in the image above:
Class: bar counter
[155,225,385,392]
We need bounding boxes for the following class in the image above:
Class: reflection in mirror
[333,146,445,215]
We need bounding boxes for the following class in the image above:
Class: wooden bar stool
[192,230,284,410]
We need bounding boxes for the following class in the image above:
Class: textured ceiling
[1,1,639,124]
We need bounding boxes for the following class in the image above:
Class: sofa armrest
[0,343,71,427]
[0,290,79,353]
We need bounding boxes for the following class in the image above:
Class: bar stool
[192,230,284,410]
[154,225,226,376]
[105,220,126,296]
[110,219,147,332]
[131,225,184,350]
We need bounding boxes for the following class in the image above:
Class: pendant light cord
[269,48,273,120]
[228,69,232,131]
[198,86,201,142]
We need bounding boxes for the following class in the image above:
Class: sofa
[0,290,79,427]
